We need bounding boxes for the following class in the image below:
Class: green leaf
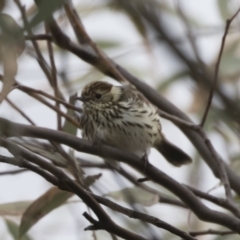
[19,142,66,165]
[84,173,102,186]
[0,13,25,56]
[217,0,230,20]
[0,201,32,216]
[5,219,32,240]
[29,0,65,28]
[0,14,25,103]
[104,187,159,206]
[96,40,122,49]
[157,70,190,92]
[19,173,101,238]
[62,94,78,136]
[19,187,73,238]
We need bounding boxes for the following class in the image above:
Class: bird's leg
[141,152,149,171]
[92,138,119,170]
[137,177,149,183]
[92,137,104,155]
[137,153,150,182]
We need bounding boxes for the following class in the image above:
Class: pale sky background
[0,0,239,240]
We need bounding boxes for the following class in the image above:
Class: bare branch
[200,7,240,127]
[91,193,196,240]
[5,97,36,125]
[0,137,146,240]
[63,1,127,84]
[45,24,61,130]
[189,229,236,237]
[1,118,240,233]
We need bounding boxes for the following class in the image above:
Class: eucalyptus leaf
[84,173,102,186]
[0,13,25,103]
[157,70,190,92]
[217,0,230,20]
[62,94,78,136]
[104,187,159,206]
[29,0,65,28]
[96,40,122,49]
[19,173,101,238]
[5,219,32,240]
[19,142,66,165]
[0,201,32,216]
[19,187,73,239]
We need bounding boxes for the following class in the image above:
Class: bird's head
[75,81,123,109]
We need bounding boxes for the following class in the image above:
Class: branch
[0,155,58,184]
[0,137,147,240]
[45,24,61,130]
[5,97,36,125]
[0,169,28,176]
[63,1,127,83]
[186,185,240,218]
[91,193,196,240]
[25,34,53,41]
[200,7,240,127]
[189,229,236,237]
[1,118,240,233]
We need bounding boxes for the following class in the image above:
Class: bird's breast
[80,103,161,156]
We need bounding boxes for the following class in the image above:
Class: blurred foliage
[0,201,32,216]
[0,13,24,102]
[5,219,32,240]
[104,187,159,206]
[19,187,74,238]
[0,0,240,239]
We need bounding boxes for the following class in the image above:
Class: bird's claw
[141,153,149,172]
[92,138,103,155]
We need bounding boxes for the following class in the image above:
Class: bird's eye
[95,93,102,99]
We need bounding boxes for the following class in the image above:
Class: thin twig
[20,90,80,128]
[25,34,53,41]
[63,2,127,83]
[0,138,148,240]
[176,2,205,71]
[0,168,28,176]
[51,142,83,185]
[200,7,240,127]
[159,108,237,207]
[5,97,36,125]
[189,229,235,237]
[198,130,235,205]
[14,0,52,82]
[91,193,196,240]
[185,185,240,218]
[45,24,61,130]
[15,83,82,112]
[1,118,240,233]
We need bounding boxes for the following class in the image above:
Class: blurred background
[0,0,240,239]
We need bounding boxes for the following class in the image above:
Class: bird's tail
[154,137,192,167]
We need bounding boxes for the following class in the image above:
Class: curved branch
[0,137,147,240]
[0,117,240,233]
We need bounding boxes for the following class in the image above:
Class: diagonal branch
[1,118,240,233]
[0,138,147,240]
[91,193,196,240]
[200,7,240,127]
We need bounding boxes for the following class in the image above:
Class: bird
[75,81,192,167]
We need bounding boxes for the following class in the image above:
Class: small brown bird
[76,81,192,167]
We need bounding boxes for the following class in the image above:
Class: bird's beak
[74,96,89,102]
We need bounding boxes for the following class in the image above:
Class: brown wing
[119,84,151,107]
